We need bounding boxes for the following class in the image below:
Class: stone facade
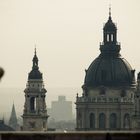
[76,87,135,130]
[22,49,48,131]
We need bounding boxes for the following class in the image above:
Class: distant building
[22,49,49,131]
[9,103,19,130]
[0,119,14,131]
[50,96,73,121]
[76,9,140,130]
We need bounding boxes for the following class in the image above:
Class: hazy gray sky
[0,0,140,88]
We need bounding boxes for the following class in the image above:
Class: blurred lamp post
[0,67,4,80]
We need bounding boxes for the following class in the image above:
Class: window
[89,113,95,129]
[99,113,106,129]
[107,34,109,42]
[109,113,117,129]
[43,122,46,129]
[30,97,36,111]
[77,112,82,128]
[111,34,113,41]
[123,114,130,129]
[139,100,140,111]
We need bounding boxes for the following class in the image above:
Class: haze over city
[0,0,140,123]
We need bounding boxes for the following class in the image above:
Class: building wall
[23,117,47,131]
[76,87,135,130]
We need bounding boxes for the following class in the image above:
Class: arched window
[107,34,109,42]
[109,113,117,129]
[124,113,130,129]
[77,112,82,128]
[99,113,106,129]
[43,121,46,129]
[89,113,95,129]
[111,34,113,41]
[30,97,36,111]
[139,100,140,112]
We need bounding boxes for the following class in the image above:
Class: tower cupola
[28,48,42,80]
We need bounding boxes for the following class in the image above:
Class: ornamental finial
[109,4,111,17]
[34,44,37,55]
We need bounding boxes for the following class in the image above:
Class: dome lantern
[103,7,117,44]
[100,7,120,57]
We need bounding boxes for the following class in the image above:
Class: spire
[9,103,18,130]
[108,4,112,21]
[28,48,42,79]
[32,46,39,70]
[109,5,111,18]
[34,44,37,56]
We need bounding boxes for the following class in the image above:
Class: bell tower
[22,48,49,131]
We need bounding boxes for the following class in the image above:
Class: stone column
[106,110,109,130]
[95,109,98,129]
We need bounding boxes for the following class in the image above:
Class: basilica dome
[84,55,135,87]
[84,13,135,88]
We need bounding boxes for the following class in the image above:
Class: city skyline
[0,0,140,89]
[0,0,140,132]
[0,88,77,121]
